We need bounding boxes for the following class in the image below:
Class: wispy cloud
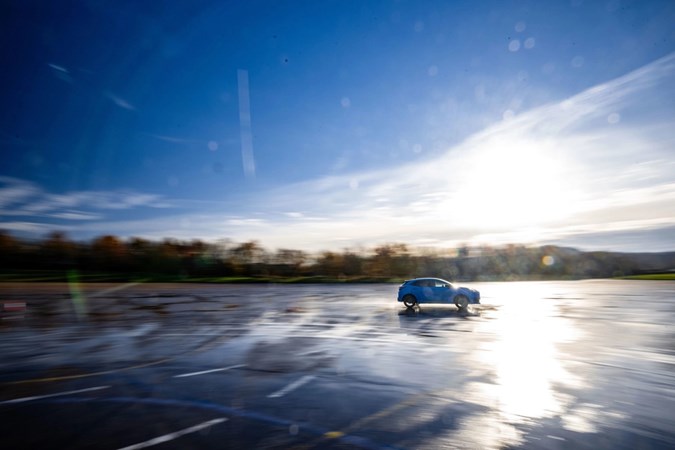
[0,177,170,234]
[220,52,675,251]
[14,191,169,215]
[0,221,53,234]
[47,63,68,73]
[4,54,675,252]
[104,91,136,110]
[145,134,195,144]
[0,177,40,209]
[50,211,102,221]
[47,62,73,83]
[142,133,238,149]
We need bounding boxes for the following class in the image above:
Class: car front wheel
[454,295,468,311]
[402,295,417,308]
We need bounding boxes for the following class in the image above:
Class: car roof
[407,277,450,283]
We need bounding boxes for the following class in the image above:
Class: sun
[448,134,580,230]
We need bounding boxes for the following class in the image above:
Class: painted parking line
[173,364,246,378]
[2,301,27,311]
[299,392,431,449]
[117,417,228,450]
[89,281,146,298]
[2,358,174,386]
[0,385,110,405]
[51,397,391,450]
[267,375,315,398]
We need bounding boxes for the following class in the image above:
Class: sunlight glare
[476,283,582,423]
[450,136,579,231]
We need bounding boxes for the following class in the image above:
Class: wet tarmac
[1,280,674,449]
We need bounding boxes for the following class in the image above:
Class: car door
[415,279,434,302]
[432,280,452,303]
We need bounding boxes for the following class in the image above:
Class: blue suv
[398,277,480,310]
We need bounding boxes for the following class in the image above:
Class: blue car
[397,277,480,310]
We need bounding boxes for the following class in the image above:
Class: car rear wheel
[402,295,417,308]
[454,295,468,311]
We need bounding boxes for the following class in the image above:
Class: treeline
[1,231,673,281]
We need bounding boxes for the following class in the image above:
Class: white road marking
[89,282,144,298]
[2,302,27,311]
[247,332,404,345]
[0,385,110,404]
[267,375,315,398]
[173,364,246,378]
[117,417,228,450]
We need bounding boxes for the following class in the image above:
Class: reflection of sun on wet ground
[461,282,584,448]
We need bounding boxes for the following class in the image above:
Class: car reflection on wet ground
[0,281,674,449]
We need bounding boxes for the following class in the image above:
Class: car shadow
[397,305,480,338]
[397,304,480,318]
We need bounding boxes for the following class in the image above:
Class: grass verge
[618,273,675,281]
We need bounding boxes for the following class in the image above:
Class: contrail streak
[237,69,256,179]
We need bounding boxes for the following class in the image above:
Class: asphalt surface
[1,281,674,449]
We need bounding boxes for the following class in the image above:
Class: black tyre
[402,295,417,308]
[454,295,468,311]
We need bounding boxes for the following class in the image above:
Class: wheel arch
[402,294,417,307]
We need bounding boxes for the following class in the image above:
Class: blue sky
[1,0,674,252]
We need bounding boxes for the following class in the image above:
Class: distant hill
[450,245,675,281]
[616,251,675,274]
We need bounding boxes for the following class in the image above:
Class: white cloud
[49,211,102,221]
[226,218,267,227]
[105,91,136,110]
[3,54,674,252]
[229,52,675,251]
[47,63,68,73]
[0,177,40,209]
[0,221,54,234]
[0,179,170,227]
